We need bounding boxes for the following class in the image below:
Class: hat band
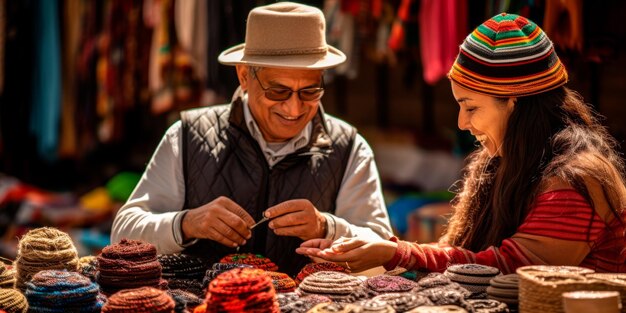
[245,46,328,56]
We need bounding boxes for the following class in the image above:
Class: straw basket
[517,266,626,313]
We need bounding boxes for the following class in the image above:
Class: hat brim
[218,43,347,70]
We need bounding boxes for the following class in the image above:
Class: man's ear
[236,65,249,91]
[507,97,517,112]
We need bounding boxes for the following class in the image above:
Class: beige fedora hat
[218,2,346,69]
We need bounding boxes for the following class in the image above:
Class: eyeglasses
[252,70,325,102]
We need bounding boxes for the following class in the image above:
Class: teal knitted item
[25,269,103,312]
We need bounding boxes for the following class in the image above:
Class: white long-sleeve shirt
[111,96,393,253]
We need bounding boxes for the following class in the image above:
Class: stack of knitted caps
[444,264,500,297]
[102,286,175,313]
[158,254,209,298]
[219,253,279,271]
[295,262,350,285]
[296,271,365,302]
[411,273,473,311]
[24,269,103,312]
[265,271,297,293]
[365,275,418,294]
[0,262,15,288]
[486,274,519,311]
[277,292,332,313]
[13,227,80,291]
[196,267,279,312]
[97,239,166,295]
[0,288,28,313]
[202,263,253,291]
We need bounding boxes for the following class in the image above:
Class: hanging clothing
[543,0,583,52]
[418,0,467,85]
[30,0,61,162]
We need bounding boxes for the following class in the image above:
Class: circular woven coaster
[418,273,453,289]
[366,275,418,293]
[372,292,433,312]
[486,286,518,298]
[444,271,495,285]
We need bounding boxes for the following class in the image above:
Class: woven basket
[518,266,626,313]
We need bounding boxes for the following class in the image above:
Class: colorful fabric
[219,253,279,271]
[102,286,175,313]
[295,262,351,285]
[25,269,103,312]
[385,189,626,274]
[448,13,568,97]
[97,239,164,295]
[0,288,28,313]
[204,268,278,312]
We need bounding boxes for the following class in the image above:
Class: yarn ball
[97,239,164,295]
[0,288,28,313]
[295,262,350,285]
[14,227,79,291]
[25,269,103,312]
[219,253,279,271]
[102,286,175,313]
[205,267,278,312]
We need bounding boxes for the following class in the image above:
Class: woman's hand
[296,237,397,272]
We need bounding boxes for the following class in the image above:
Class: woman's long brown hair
[441,87,626,251]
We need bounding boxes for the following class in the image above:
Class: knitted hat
[296,271,364,302]
[205,267,279,312]
[219,253,279,271]
[13,227,80,291]
[97,239,165,295]
[277,292,332,313]
[444,264,500,296]
[372,292,433,312]
[25,270,103,312]
[358,299,396,312]
[0,262,15,289]
[295,262,351,285]
[306,302,363,313]
[158,254,210,280]
[486,273,519,309]
[265,271,297,293]
[102,286,175,313]
[0,288,28,313]
[202,263,254,290]
[366,275,418,293]
[466,299,509,312]
[448,13,568,97]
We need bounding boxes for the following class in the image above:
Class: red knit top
[385,189,626,274]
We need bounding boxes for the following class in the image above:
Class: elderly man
[111,2,392,275]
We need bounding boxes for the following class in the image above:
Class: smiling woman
[298,13,626,275]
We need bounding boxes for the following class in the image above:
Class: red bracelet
[383,236,402,271]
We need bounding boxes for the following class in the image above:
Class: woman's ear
[235,65,249,91]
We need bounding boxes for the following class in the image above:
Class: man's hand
[265,199,326,240]
[181,196,254,248]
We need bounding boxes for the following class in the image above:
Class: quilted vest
[180,98,356,276]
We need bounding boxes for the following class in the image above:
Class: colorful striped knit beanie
[14,227,80,291]
[25,269,103,312]
[102,286,175,313]
[201,267,279,312]
[448,13,568,97]
[219,253,279,271]
[97,239,166,295]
